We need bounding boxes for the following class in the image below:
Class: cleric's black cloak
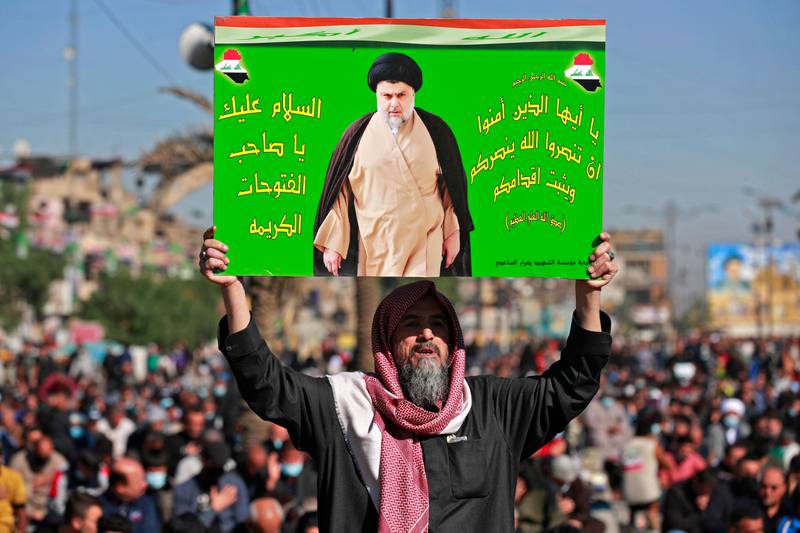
[312,108,473,276]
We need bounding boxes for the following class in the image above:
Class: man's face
[391,294,452,409]
[391,294,451,370]
[185,411,206,438]
[376,80,415,128]
[737,459,762,480]
[109,409,124,427]
[731,517,764,533]
[36,436,54,462]
[724,446,746,470]
[725,258,743,281]
[114,462,147,502]
[759,468,786,507]
[75,504,103,533]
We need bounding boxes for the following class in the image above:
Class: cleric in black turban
[367,52,423,92]
[312,52,473,277]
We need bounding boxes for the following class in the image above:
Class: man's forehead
[377,80,414,95]
[401,294,447,317]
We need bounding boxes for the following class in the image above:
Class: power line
[91,0,176,85]
[68,0,79,157]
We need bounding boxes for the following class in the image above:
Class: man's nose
[417,328,434,341]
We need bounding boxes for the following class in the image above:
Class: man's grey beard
[378,98,415,135]
[398,347,450,410]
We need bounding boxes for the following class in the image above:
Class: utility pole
[758,198,780,339]
[440,0,457,18]
[66,0,79,159]
[385,0,393,18]
[233,0,250,15]
[624,202,716,317]
[744,187,783,340]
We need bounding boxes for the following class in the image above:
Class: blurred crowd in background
[0,308,798,533]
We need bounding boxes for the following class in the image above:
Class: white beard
[379,96,415,136]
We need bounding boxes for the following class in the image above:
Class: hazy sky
[2,0,798,306]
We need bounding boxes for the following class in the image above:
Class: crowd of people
[0,318,798,532]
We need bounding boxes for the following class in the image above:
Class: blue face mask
[723,415,739,428]
[146,471,167,490]
[272,439,285,451]
[213,386,227,398]
[650,424,661,435]
[69,426,85,440]
[601,397,614,408]
[281,462,303,478]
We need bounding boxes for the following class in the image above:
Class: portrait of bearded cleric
[312,52,473,277]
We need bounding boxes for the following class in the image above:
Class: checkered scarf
[363,281,467,533]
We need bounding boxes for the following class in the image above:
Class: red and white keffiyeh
[330,280,469,533]
[366,281,467,532]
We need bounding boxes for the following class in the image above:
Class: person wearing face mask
[718,398,751,448]
[173,442,249,532]
[622,413,671,531]
[67,449,105,496]
[267,424,289,454]
[98,457,160,533]
[67,412,95,451]
[141,432,172,523]
[268,443,316,506]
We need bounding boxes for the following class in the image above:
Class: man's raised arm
[489,232,619,460]
[200,226,249,334]
[199,226,337,454]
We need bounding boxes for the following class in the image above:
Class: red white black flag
[215,49,249,84]
[565,53,602,92]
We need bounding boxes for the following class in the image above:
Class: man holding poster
[199,226,618,532]
[313,52,474,277]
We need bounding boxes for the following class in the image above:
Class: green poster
[213,18,605,277]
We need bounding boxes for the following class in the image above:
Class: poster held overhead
[213,17,605,278]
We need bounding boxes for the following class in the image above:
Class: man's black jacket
[218,313,610,532]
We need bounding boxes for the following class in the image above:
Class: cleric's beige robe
[314,110,459,276]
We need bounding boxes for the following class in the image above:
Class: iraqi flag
[565,53,602,92]
[215,49,249,84]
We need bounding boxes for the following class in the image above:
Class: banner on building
[708,243,800,336]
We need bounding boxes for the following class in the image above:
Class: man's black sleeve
[488,312,611,460]
[217,315,337,456]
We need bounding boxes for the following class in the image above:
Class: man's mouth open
[414,345,437,357]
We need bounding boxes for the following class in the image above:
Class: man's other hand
[442,231,460,269]
[323,248,343,276]
[579,231,618,291]
[200,226,238,287]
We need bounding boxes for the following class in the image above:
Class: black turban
[367,53,423,92]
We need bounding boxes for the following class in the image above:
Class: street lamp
[178,1,251,71]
